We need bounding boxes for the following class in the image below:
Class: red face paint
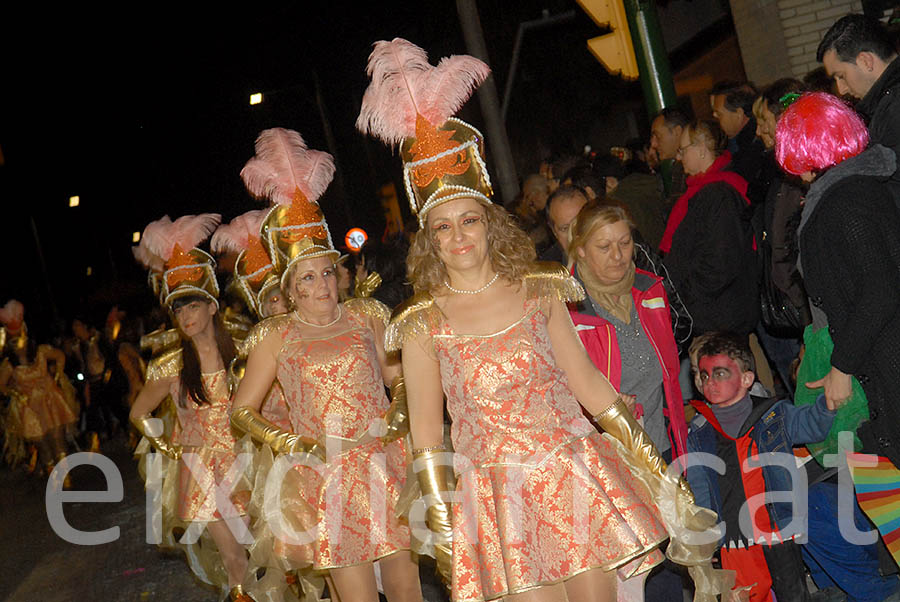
[698,354,749,407]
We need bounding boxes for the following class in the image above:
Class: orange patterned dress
[146,350,249,523]
[387,265,668,602]
[248,298,409,570]
[12,359,77,440]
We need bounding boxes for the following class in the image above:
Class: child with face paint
[683,333,898,602]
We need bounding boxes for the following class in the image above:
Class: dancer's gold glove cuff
[231,406,324,461]
[593,395,668,482]
[381,375,410,444]
[131,413,182,460]
[413,447,455,586]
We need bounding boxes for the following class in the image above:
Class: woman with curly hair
[358,38,723,602]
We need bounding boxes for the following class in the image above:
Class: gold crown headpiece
[356,38,492,226]
[139,214,222,309]
[240,128,338,289]
[211,209,281,318]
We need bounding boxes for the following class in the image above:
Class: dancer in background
[0,300,76,484]
[129,213,256,602]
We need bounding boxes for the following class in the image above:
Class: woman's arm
[39,345,66,377]
[369,313,401,385]
[403,333,444,449]
[232,330,280,412]
[545,298,619,415]
[129,376,175,422]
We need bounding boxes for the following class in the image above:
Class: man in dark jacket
[709,81,768,204]
[818,14,900,200]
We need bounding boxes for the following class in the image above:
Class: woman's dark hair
[172,295,236,407]
[5,337,36,366]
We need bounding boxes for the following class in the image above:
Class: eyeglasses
[676,142,695,157]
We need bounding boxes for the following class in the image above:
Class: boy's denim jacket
[684,393,835,538]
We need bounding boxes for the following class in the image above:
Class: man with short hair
[539,185,588,264]
[818,14,900,197]
[650,107,690,217]
[709,81,767,202]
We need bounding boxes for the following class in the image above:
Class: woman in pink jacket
[568,204,688,459]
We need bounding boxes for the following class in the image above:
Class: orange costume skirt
[451,431,667,602]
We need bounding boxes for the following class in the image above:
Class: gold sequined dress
[147,351,249,522]
[246,298,410,570]
[386,264,668,602]
[10,351,77,440]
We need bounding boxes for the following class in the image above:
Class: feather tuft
[240,128,335,207]
[0,299,24,327]
[356,39,432,144]
[142,213,220,261]
[356,38,490,145]
[211,209,268,254]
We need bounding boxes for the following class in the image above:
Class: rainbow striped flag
[846,453,900,566]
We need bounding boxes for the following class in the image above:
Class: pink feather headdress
[356,38,490,145]
[240,128,335,207]
[356,38,493,224]
[240,128,339,284]
[142,213,221,263]
[211,209,269,255]
[0,299,25,331]
[139,213,222,308]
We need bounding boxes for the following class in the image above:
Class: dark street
[0,436,217,602]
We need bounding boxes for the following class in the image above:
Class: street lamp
[250,92,263,105]
[132,231,141,243]
[69,195,80,207]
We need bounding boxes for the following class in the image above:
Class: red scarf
[658,151,751,253]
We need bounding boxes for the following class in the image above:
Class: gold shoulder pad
[140,328,181,356]
[344,297,391,328]
[524,261,585,303]
[145,348,183,383]
[384,292,438,352]
[239,314,292,358]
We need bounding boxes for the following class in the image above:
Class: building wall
[729,0,863,84]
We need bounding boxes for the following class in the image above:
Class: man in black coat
[709,81,768,204]
[818,14,900,201]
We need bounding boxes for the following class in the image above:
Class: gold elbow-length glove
[131,414,182,460]
[413,447,456,587]
[593,396,694,501]
[381,375,410,444]
[231,406,325,461]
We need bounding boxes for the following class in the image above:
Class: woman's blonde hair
[569,204,635,291]
[568,204,634,260]
[684,120,727,155]
[407,200,536,294]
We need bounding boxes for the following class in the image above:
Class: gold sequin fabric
[170,370,249,522]
[432,299,666,602]
[12,364,77,440]
[268,309,410,569]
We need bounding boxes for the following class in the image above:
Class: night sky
[1,1,649,334]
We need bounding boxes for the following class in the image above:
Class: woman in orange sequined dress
[390,198,674,602]
[130,213,254,602]
[0,338,76,475]
[230,129,422,602]
[353,38,707,602]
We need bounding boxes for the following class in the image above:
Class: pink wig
[775,92,869,175]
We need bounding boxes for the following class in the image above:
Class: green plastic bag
[794,325,869,467]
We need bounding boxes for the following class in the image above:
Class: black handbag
[758,236,806,336]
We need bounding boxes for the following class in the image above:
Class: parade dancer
[129,213,256,602]
[230,128,421,602]
[357,38,729,602]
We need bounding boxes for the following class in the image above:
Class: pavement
[0,435,224,602]
[0,435,449,602]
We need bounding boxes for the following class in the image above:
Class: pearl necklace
[444,273,499,295]
[293,306,342,328]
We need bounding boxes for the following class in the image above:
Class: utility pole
[456,0,520,205]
